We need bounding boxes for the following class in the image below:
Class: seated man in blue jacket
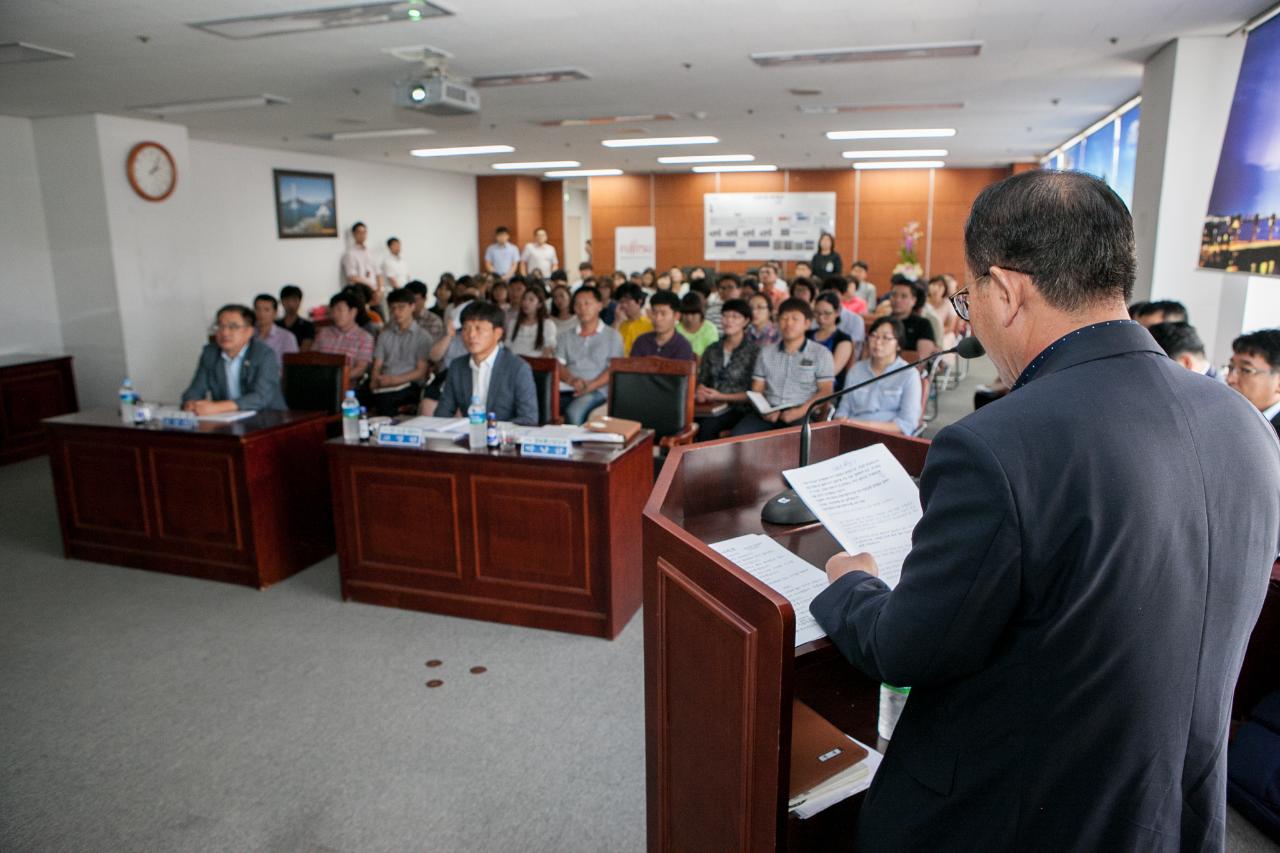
[181,304,286,414]
[435,300,539,425]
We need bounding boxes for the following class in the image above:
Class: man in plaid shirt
[314,290,374,390]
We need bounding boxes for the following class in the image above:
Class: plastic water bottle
[468,394,487,450]
[118,378,137,424]
[486,412,499,449]
[357,406,370,442]
[341,390,360,440]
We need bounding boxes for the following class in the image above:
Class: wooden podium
[642,422,931,852]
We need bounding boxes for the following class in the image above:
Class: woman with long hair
[549,283,578,334]
[810,231,843,277]
[505,284,557,358]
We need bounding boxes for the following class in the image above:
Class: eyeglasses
[1222,363,1278,377]
[210,323,250,333]
[950,288,970,321]
[867,333,899,343]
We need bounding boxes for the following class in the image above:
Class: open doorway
[562,180,591,275]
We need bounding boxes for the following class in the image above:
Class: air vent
[190,1,453,40]
[537,113,676,127]
[0,42,75,63]
[751,41,981,67]
[471,67,591,88]
[800,101,965,115]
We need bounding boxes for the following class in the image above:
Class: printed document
[710,534,828,646]
[783,444,920,588]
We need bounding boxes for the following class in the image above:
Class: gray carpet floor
[2,356,1276,852]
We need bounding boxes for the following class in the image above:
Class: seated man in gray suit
[434,301,538,425]
[181,304,286,414]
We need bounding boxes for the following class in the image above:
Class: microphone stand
[761,340,978,526]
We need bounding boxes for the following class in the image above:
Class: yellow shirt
[618,316,654,356]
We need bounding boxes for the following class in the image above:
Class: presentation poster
[615,226,656,274]
[1200,15,1280,276]
[704,192,836,261]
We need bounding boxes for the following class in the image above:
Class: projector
[393,75,480,115]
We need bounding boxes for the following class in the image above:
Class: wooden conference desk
[643,422,931,852]
[326,430,654,638]
[0,353,78,464]
[45,409,333,588]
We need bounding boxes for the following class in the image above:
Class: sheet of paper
[710,534,828,646]
[790,738,883,819]
[747,390,786,415]
[514,425,624,444]
[393,416,468,436]
[783,443,921,589]
[196,410,255,422]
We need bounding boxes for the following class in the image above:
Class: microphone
[761,336,986,525]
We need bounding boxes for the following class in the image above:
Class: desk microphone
[761,336,986,525]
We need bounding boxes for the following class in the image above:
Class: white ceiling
[0,0,1268,176]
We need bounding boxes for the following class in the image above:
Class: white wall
[187,139,477,319]
[0,116,62,357]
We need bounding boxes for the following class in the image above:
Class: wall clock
[126,141,177,202]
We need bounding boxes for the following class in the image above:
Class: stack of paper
[790,738,883,819]
[710,534,829,647]
[782,443,921,589]
[513,425,624,444]
[391,416,468,438]
[196,410,256,423]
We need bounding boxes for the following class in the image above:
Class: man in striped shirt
[314,290,375,390]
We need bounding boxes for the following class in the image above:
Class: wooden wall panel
[931,168,1010,280]
[857,171,932,289]
[654,173,715,273]
[476,175,516,263]
[590,175,652,274]
[513,176,543,248]
[540,179,565,267]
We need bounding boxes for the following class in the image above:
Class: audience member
[505,283,557,358]
[598,278,618,327]
[252,293,298,370]
[834,275,868,316]
[811,231,843,277]
[483,226,521,280]
[347,283,383,331]
[640,268,657,294]
[631,291,695,361]
[1147,322,1222,381]
[491,280,511,315]
[341,221,383,306]
[556,286,624,425]
[747,292,780,346]
[276,284,315,352]
[1227,329,1280,435]
[505,276,527,325]
[819,278,866,356]
[925,275,959,343]
[793,261,813,281]
[435,301,538,425]
[695,298,759,440]
[314,291,375,389]
[850,260,877,307]
[707,274,742,334]
[381,236,409,290]
[404,280,445,345]
[790,277,817,306]
[888,276,938,357]
[669,266,687,296]
[676,293,719,357]
[431,279,453,319]
[181,304,285,414]
[760,263,788,310]
[833,317,923,435]
[614,284,654,355]
[520,227,559,278]
[732,298,835,435]
[366,288,430,416]
[808,292,855,391]
[573,261,595,290]
[1132,299,1188,327]
[549,283,578,334]
[653,272,674,293]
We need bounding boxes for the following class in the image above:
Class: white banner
[615,226,656,273]
[704,192,836,261]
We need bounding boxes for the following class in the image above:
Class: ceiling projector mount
[388,45,480,115]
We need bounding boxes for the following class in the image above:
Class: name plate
[519,436,572,460]
[375,425,424,448]
[157,409,198,430]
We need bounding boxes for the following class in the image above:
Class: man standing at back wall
[812,170,1280,851]
[483,226,520,281]
[342,221,383,307]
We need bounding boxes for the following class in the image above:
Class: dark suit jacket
[811,322,1280,851]
[436,346,538,426]
[180,338,286,410]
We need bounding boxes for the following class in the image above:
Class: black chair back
[607,358,696,441]
[521,356,561,425]
[282,353,347,414]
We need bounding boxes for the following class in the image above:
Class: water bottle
[341,390,360,440]
[878,683,911,741]
[118,378,137,424]
[468,394,486,450]
[486,412,499,449]
[357,406,370,442]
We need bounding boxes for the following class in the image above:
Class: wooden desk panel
[0,354,78,464]
[45,410,333,588]
[327,432,654,638]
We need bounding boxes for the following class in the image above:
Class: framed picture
[273,169,337,238]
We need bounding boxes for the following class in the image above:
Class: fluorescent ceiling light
[190,1,453,39]
[492,161,581,170]
[691,165,778,173]
[325,127,435,141]
[826,128,956,140]
[539,114,675,127]
[750,41,981,67]
[800,101,964,115]
[0,42,75,63]
[544,169,623,177]
[842,149,948,159]
[410,144,514,157]
[853,160,946,170]
[132,94,290,116]
[472,67,591,87]
[658,154,755,164]
[601,136,718,148]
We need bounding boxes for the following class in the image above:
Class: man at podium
[810,170,1280,851]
